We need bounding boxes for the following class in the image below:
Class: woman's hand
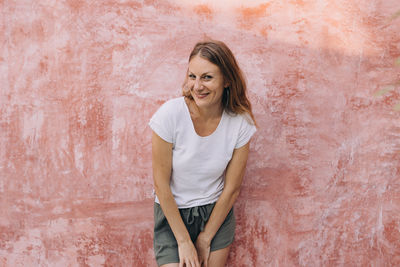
[178,240,200,267]
[195,232,211,267]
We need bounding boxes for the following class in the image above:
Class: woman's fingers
[198,257,203,267]
[193,258,200,267]
[199,256,206,267]
[179,256,200,267]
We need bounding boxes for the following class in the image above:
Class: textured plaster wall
[1,0,400,266]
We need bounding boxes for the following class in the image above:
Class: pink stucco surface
[1,0,400,266]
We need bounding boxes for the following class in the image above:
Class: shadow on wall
[1,1,400,266]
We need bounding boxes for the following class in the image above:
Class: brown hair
[182,40,257,126]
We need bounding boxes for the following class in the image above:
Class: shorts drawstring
[185,205,209,231]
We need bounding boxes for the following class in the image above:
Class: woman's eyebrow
[188,70,214,75]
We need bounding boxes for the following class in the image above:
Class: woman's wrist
[197,231,212,245]
[176,235,193,246]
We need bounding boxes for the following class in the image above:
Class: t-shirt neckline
[182,97,225,139]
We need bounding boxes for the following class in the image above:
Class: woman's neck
[186,98,223,121]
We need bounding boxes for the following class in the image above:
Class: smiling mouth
[195,92,210,99]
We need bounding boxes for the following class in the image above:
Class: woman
[149,40,257,267]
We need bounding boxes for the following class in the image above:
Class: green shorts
[153,202,236,266]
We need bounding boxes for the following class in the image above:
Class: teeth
[195,92,209,98]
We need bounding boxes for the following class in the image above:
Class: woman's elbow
[153,178,172,200]
[223,186,241,201]
[154,182,166,197]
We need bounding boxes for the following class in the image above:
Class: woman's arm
[195,142,250,265]
[152,132,200,267]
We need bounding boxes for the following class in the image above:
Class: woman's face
[187,55,227,111]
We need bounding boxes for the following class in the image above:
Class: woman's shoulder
[224,110,255,126]
[149,97,185,141]
[156,96,185,113]
[159,96,184,109]
[224,110,257,148]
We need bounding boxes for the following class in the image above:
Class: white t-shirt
[149,97,256,208]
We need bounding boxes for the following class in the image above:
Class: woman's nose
[193,79,202,90]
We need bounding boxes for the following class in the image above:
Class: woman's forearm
[155,186,192,244]
[199,188,240,243]
[200,143,250,244]
[155,180,200,266]
[152,132,192,245]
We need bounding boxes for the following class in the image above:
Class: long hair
[182,40,257,126]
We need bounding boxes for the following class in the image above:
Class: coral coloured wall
[1,0,400,266]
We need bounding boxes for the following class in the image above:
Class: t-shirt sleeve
[148,100,175,143]
[235,114,257,149]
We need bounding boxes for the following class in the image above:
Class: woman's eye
[203,75,212,80]
[188,74,195,79]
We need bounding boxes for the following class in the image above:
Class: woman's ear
[224,81,230,88]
